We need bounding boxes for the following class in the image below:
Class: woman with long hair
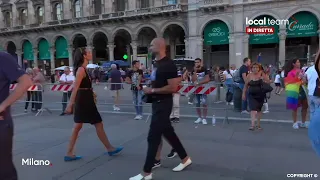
[24,68,35,112]
[64,48,123,161]
[284,59,308,129]
[242,63,270,130]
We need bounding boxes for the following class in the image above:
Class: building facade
[0,0,319,72]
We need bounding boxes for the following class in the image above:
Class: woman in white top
[274,70,283,95]
[223,67,234,105]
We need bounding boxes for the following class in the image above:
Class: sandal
[249,126,255,131]
[256,126,263,130]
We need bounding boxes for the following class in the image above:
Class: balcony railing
[0,4,184,33]
[243,0,275,3]
[199,0,230,7]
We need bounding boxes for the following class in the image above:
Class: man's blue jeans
[308,96,320,157]
[132,90,143,116]
[239,83,248,111]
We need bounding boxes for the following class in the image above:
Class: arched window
[140,0,149,8]
[116,0,126,11]
[4,11,11,27]
[37,7,44,24]
[74,0,82,18]
[20,9,27,25]
[94,0,102,14]
[54,3,62,20]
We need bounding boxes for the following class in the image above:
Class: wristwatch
[151,89,155,93]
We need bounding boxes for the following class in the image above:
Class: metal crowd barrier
[10,84,52,116]
[10,82,231,126]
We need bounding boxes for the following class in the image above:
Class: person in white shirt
[274,70,283,95]
[223,67,234,105]
[59,67,75,116]
[305,65,318,119]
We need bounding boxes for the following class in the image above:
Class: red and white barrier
[177,85,216,95]
[10,84,38,91]
[51,84,73,91]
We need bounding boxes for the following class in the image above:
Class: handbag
[261,82,273,94]
[313,78,320,97]
[142,94,152,103]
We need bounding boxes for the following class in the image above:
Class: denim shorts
[308,96,320,157]
[195,94,207,107]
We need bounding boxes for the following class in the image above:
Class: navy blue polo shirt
[0,52,25,123]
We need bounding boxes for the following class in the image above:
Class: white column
[184,39,188,58]
[108,43,115,61]
[197,38,203,60]
[44,0,51,22]
[131,41,138,62]
[68,46,73,67]
[229,35,234,66]
[242,35,249,58]
[86,45,93,64]
[16,50,22,67]
[33,48,38,68]
[278,31,287,68]
[50,47,55,70]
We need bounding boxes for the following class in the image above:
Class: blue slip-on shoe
[64,156,82,162]
[107,147,123,156]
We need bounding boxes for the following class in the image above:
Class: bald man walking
[130,38,192,180]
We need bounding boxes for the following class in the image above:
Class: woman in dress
[64,48,123,161]
[284,59,308,129]
[242,63,270,130]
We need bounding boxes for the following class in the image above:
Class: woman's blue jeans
[308,96,320,157]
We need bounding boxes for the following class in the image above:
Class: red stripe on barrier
[63,85,71,91]
[30,85,36,91]
[204,87,216,94]
[183,86,194,93]
[57,85,64,91]
[194,86,204,94]
[51,85,57,91]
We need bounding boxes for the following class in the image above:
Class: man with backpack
[233,58,251,114]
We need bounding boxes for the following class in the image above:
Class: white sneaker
[137,115,143,120]
[172,158,192,172]
[24,109,27,113]
[194,118,202,124]
[263,110,269,114]
[113,106,120,111]
[230,102,234,105]
[129,173,152,180]
[134,115,140,120]
[202,119,207,125]
[188,102,193,105]
[241,110,249,114]
[293,122,299,129]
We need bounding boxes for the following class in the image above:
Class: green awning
[249,15,279,45]
[0,46,4,51]
[38,39,50,60]
[23,41,34,60]
[55,37,69,59]
[287,11,319,38]
[204,20,229,45]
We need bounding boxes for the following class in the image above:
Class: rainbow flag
[285,76,302,110]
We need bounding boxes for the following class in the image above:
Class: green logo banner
[23,41,34,60]
[249,15,279,44]
[287,11,319,38]
[204,20,229,45]
[55,37,69,59]
[38,39,50,60]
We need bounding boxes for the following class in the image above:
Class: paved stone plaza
[12,112,320,180]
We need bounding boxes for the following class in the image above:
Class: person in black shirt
[126,60,144,120]
[192,58,211,125]
[239,57,251,113]
[130,38,192,180]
